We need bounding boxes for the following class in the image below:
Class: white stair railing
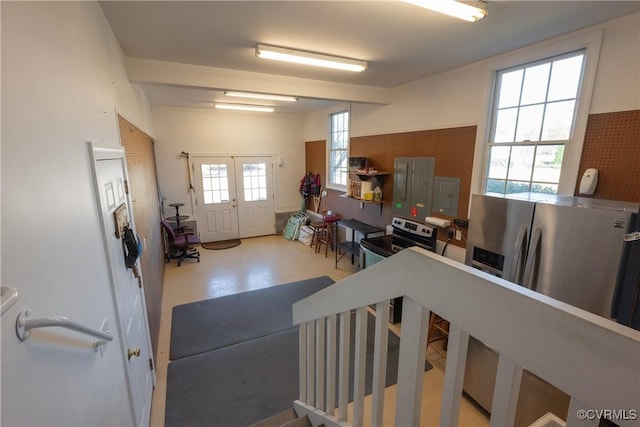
[16,309,113,352]
[292,248,640,427]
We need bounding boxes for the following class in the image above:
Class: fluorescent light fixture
[224,91,298,102]
[214,103,274,113]
[405,0,487,22]
[256,43,367,72]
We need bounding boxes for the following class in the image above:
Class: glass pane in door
[201,164,230,204]
[242,163,267,201]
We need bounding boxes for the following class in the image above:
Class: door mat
[201,239,241,250]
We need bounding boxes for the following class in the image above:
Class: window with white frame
[242,163,268,202]
[200,163,230,204]
[328,110,349,189]
[485,50,586,195]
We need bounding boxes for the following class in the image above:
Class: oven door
[360,237,404,324]
[360,235,394,257]
[360,242,388,269]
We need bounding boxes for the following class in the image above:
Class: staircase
[252,408,324,427]
[284,247,640,427]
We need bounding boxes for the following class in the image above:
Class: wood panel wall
[574,109,640,202]
[119,115,165,357]
[315,126,477,248]
[306,109,640,252]
[305,140,327,212]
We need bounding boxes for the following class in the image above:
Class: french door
[234,156,276,239]
[193,156,275,242]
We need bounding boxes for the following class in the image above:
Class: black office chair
[161,220,201,266]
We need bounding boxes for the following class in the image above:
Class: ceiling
[100,1,640,114]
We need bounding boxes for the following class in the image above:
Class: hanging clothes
[300,172,321,199]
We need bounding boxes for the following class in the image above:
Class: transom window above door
[201,164,230,204]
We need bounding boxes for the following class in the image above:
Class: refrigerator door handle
[523,228,542,291]
[511,225,528,284]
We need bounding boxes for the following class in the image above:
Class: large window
[486,50,585,195]
[329,110,349,188]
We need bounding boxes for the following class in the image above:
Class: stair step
[250,409,297,427]
[281,415,312,427]
[251,409,322,427]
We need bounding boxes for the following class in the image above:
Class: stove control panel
[392,217,435,237]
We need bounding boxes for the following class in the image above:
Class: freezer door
[465,194,535,283]
[523,203,631,318]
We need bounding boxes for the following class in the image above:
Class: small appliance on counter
[360,216,437,323]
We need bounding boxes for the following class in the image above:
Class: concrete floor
[150,235,489,426]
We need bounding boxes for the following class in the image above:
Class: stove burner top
[360,217,437,257]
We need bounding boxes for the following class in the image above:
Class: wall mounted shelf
[354,171,389,180]
[340,194,385,213]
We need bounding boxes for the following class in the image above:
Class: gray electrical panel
[433,177,460,217]
[392,157,435,220]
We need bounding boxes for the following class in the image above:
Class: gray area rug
[170,276,335,360]
[166,275,432,427]
[166,312,431,427]
[166,328,299,427]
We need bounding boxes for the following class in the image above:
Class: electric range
[360,216,437,256]
[360,217,437,323]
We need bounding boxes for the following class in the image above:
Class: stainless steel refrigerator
[463,192,640,426]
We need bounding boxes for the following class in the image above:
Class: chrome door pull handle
[523,228,542,290]
[511,225,528,284]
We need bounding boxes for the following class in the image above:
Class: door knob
[127,347,141,360]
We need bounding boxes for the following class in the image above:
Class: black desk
[335,219,384,269]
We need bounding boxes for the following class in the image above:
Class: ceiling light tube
[256,44,367,72]
[405,0,487,22]
[214,103,274,113]
[224,91,298,102]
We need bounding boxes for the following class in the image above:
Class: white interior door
[93,151,154,427]
[193,157,239,242]
[235,156,275,238]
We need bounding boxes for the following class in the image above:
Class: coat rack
[181,151,195,192]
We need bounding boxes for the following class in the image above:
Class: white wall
[307,12,639,143]
[303,12,639,262]
[150,12,639,228]
[1,2,152,425]
[152,105,306,216]
[305,12,640,195]
[589,13,640,114]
